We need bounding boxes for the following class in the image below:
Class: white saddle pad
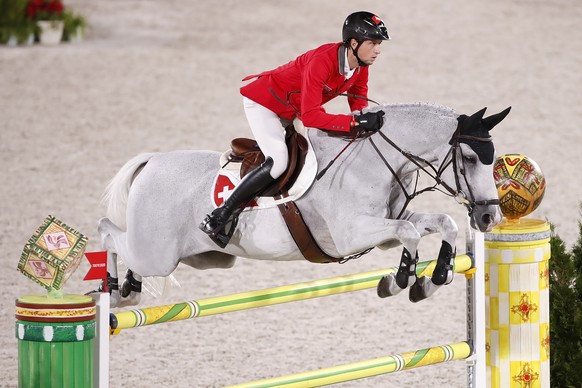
[209,119,318,210]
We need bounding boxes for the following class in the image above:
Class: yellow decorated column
[484,218,551,388]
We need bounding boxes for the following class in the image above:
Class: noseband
[368,128,500,219]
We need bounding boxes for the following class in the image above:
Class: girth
[277,200,340,264]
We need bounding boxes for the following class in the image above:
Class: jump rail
[110,254,473,332]
[91,248,483,388]
[227,341,473,388]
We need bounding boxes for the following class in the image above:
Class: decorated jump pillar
[486,152,550,388]
[16,295,96,387]
[484,219,550,388]
[15,216,97,388]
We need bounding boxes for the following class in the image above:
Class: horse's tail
[102,152,158,230]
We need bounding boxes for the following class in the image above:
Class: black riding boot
[199,157,275,248]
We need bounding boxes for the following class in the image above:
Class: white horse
[98,103,510,307]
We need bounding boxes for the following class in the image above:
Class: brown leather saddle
[228,125,308,197]
[227,124,341,264]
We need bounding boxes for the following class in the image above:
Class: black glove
[355,110,385,131]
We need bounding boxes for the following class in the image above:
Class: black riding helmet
[342,11,390,67]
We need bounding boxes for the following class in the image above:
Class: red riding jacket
[240,43,369,132]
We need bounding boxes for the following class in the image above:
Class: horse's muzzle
[469,202,502,232]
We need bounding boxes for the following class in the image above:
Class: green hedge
[550,215,582,387]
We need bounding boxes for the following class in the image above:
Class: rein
[369,128,499,219]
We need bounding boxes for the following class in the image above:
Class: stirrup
[199,213,240,248]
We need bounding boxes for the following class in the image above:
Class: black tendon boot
[199,157,275,248]
[431,241,455,286]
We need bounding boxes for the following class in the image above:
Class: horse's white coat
[99,103,504,307]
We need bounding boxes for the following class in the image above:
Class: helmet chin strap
[351,41,368,67]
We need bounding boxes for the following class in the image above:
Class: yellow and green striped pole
[111,255,473,332]
[485,218,551,388]
[227,341,472,387]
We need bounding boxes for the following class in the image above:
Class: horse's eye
[464,155,477,164]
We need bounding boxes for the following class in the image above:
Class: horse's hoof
[110,290,121,308]
[120,280,132,298]
[409,276,440,303]
[116,292,141,308]
[377,274,405,298]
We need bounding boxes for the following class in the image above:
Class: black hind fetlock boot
[199,157,275,248]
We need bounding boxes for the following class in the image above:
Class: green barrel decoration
[16,294,96,388]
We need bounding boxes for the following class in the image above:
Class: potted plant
[26,0,65,45]
[62,10,86,43]
[0,25,10,45]
[0,0,35,46]
[13,20,36,45]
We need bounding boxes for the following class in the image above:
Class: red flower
[47,1,63,13]
[26,0,65,20]
[26,4,36,18]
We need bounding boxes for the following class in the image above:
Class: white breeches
[243,97,288,179]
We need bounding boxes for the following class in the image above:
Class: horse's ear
[483,106,512,130]
[472,107,487,120]
[464,107,487,128]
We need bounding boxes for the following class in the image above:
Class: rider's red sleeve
[300,58,353,132]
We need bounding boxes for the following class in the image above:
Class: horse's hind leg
[118,269,142,308]
[98,217,136,308]
[105,252,121,307]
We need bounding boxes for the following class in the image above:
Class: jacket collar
[338,44,359,78]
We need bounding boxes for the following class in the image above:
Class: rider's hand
[354,110,385,131]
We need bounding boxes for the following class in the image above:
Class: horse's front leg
[405,212,458,303]
[335,216,422,298]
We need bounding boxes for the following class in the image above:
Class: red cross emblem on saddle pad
[212,173,258,209]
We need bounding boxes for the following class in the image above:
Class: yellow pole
[485,218,551,388]
[226,341,472,388]
[111,255,472,332]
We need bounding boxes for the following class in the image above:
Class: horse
[98,102,510,308]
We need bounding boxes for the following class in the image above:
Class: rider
[199,11,390,247]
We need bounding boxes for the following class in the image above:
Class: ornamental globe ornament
[493,154,546,222]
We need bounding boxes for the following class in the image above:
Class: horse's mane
[313,102,458,142]
[369,102,458,118]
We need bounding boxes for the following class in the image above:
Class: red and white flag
[84,251,108,291]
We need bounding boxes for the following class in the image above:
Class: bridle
[278,88,500,218]
[368,126,500,219]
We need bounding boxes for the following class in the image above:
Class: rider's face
[352,39,383,66]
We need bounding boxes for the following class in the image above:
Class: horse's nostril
[482,214,492,225]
